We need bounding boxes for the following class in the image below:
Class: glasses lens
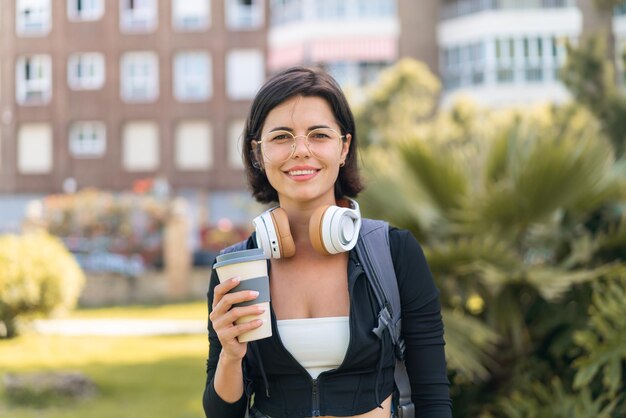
[306,128,342,156]
[261,130,295,163]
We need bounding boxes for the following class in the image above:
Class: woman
[204,67,451,418]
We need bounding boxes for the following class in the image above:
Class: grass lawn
[68,300,208,320]
[0,303,210,418]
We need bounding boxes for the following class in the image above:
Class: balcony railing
[441,0,577,20]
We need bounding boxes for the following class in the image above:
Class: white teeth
[288,169,316,176]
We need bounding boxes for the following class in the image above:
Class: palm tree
[356,68,626,414]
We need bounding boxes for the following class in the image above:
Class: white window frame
[175,120,213,171]
[16,0,51,36]
[174,52,212,102]
[16,54,52,105]
[18,123,53,174]
[119,0,158,33]
[122,121,160,172]
[172,0,210,31]
[226,49,265,100]
[120,52,159,102]
[523,36,544,82]
[67,0,104,21]
[495,37,516,84]
[67,53,106,90]
[225,0,264,30]
[69,121,106,158]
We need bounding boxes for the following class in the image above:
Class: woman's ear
[251,141,264,170]
[341,133,352,162]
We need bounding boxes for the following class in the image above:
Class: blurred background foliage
[354,44,626,416]
[0,233,85,339]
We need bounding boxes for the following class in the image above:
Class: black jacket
[203,227,452,418]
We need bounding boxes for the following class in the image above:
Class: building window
[523,37,544,82]
[172,0,210,31]
[120,52,159,102]
[316,0,346,19]
[122,121,159,171]
[468,42,485,85]
[226,0,264,30]
[326,61,388,87]
[442,46,462,90]
[69,121,106,157]
[174,52,212,102]
[226,49,264,100]
[68,53,105,90]
[496,38,516,83]
[16,0,51,36]
[175,121,213,170]
[18,123,52,174]
[67,0,104,21]
[119,0,157,33]
[270,0,302,25]
[16,55,52,105]
[228,119,245,169]
[551,36,568,80]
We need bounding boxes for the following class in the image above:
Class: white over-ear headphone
[252,198,361,259]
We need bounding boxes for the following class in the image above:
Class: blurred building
[428,0,626,107]
[1,0,625,200]
[0,0,266,198]
[267,0,398,87]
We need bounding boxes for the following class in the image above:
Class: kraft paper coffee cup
[214,249,271,342]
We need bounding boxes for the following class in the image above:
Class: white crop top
[276,316,350,379]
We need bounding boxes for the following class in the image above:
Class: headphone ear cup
[309,205,331,256]
[270,208,296,258]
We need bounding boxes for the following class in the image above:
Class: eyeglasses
[255,127,345,164]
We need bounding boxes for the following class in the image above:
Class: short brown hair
[242,66,364,203]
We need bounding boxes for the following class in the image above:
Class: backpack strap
[355,219,414,418]
[220,240,248,255]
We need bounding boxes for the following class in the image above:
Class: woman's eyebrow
[267,124,333,133]
[268,126,293,132]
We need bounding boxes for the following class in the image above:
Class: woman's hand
[210,277,265,361]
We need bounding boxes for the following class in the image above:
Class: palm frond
[398,137,469,213]
[497,378,618,418]
[425,237,520,278]
[442,309,498,381]
[573,274,626,395]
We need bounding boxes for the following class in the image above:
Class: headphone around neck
[252,198,362,259]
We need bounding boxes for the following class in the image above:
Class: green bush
[0,233,85,338]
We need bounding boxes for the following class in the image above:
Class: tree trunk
[577,0,617,74]
[0,318,17,339]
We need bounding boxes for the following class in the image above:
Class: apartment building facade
[0,0,267,196]
[433,0,626,107]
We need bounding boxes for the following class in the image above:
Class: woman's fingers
[219,316,265,342]
[210,302,264,331]
[211,277,241,309]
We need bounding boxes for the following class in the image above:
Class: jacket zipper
[311,378,320,416]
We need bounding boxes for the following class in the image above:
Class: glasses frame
[255,127,347,164]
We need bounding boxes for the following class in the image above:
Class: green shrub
[0,233,85,338]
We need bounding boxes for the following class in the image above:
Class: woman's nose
[291,135,311,158]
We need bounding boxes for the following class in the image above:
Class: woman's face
[257,95,351,208]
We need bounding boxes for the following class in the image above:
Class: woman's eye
[310,132,331,139]
[270,133,292,141]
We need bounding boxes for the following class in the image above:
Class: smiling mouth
[287,169,319,176]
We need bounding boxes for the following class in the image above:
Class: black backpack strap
[355,219,414,418]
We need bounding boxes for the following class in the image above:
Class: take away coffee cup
[214,248,271,343]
